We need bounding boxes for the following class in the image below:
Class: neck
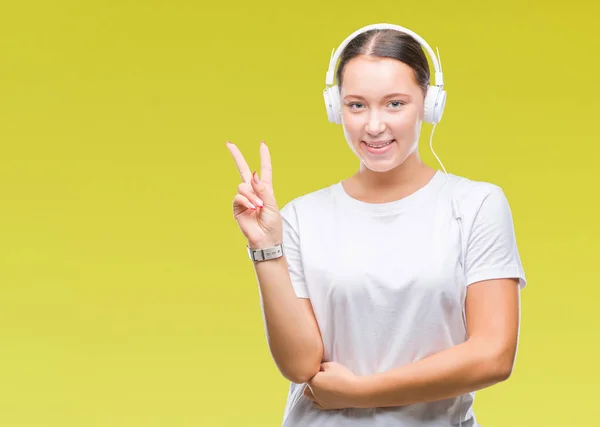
[342,151,438,204]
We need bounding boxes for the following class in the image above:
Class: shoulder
[280,182,339,225]
[442,173,520,245]
[445,172,509,215]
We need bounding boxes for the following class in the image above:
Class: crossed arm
[304,277,522,409]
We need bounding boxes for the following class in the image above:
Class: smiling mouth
[363,139,395,148]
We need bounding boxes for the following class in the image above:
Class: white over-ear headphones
[323,23,447,125]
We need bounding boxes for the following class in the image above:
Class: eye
[348,102,364,110]
[389,100,406,108]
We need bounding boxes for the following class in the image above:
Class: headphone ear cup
[424,85,447,124]
[323,85,342,124]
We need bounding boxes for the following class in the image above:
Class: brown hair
[335,29,430,96]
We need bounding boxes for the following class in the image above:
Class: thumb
[251,171,277,207]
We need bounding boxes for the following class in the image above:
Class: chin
[362,158,405,173]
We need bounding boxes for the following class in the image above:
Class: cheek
[390,108,421,133]
[342,116,362,137]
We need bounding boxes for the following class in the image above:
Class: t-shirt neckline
[332,170,448,216]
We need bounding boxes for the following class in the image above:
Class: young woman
[226,23,526,427]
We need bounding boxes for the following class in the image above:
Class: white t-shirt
[278,170,527,427]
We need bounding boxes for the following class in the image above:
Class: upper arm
[466,278,521,378]
[462,185,526,377]
[464,185,527,290]
[281,201,324,358]
[281,202,309,298]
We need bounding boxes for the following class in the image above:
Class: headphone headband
[325,23,444,88]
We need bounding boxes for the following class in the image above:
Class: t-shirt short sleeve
[464,185,527,289]
[280,201,310,298]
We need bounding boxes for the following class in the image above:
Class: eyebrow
[343,93,412,101]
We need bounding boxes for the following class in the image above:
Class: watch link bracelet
[247,242,285,262]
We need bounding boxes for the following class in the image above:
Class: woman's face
[340,55,425,173]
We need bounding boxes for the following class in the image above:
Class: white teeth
[365,140,394,148]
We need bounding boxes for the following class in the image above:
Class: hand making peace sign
[226,141,283,249]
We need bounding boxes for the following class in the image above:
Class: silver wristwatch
[247,242,285,262]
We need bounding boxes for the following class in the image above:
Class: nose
[365,110,386,135]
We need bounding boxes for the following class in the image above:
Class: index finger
[259,141,273,188]
[226,141,252,183]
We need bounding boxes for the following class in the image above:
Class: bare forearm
[356,338,513,408]
[253,256,323,383]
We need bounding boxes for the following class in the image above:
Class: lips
[363,139,395,148]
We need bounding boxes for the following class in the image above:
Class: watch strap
[247,243,284,262]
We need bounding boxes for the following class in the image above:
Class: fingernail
[248,203,256,209]
[255,198,264,207]
[253,171,259,184]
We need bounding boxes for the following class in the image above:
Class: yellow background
[1,0,598,426]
